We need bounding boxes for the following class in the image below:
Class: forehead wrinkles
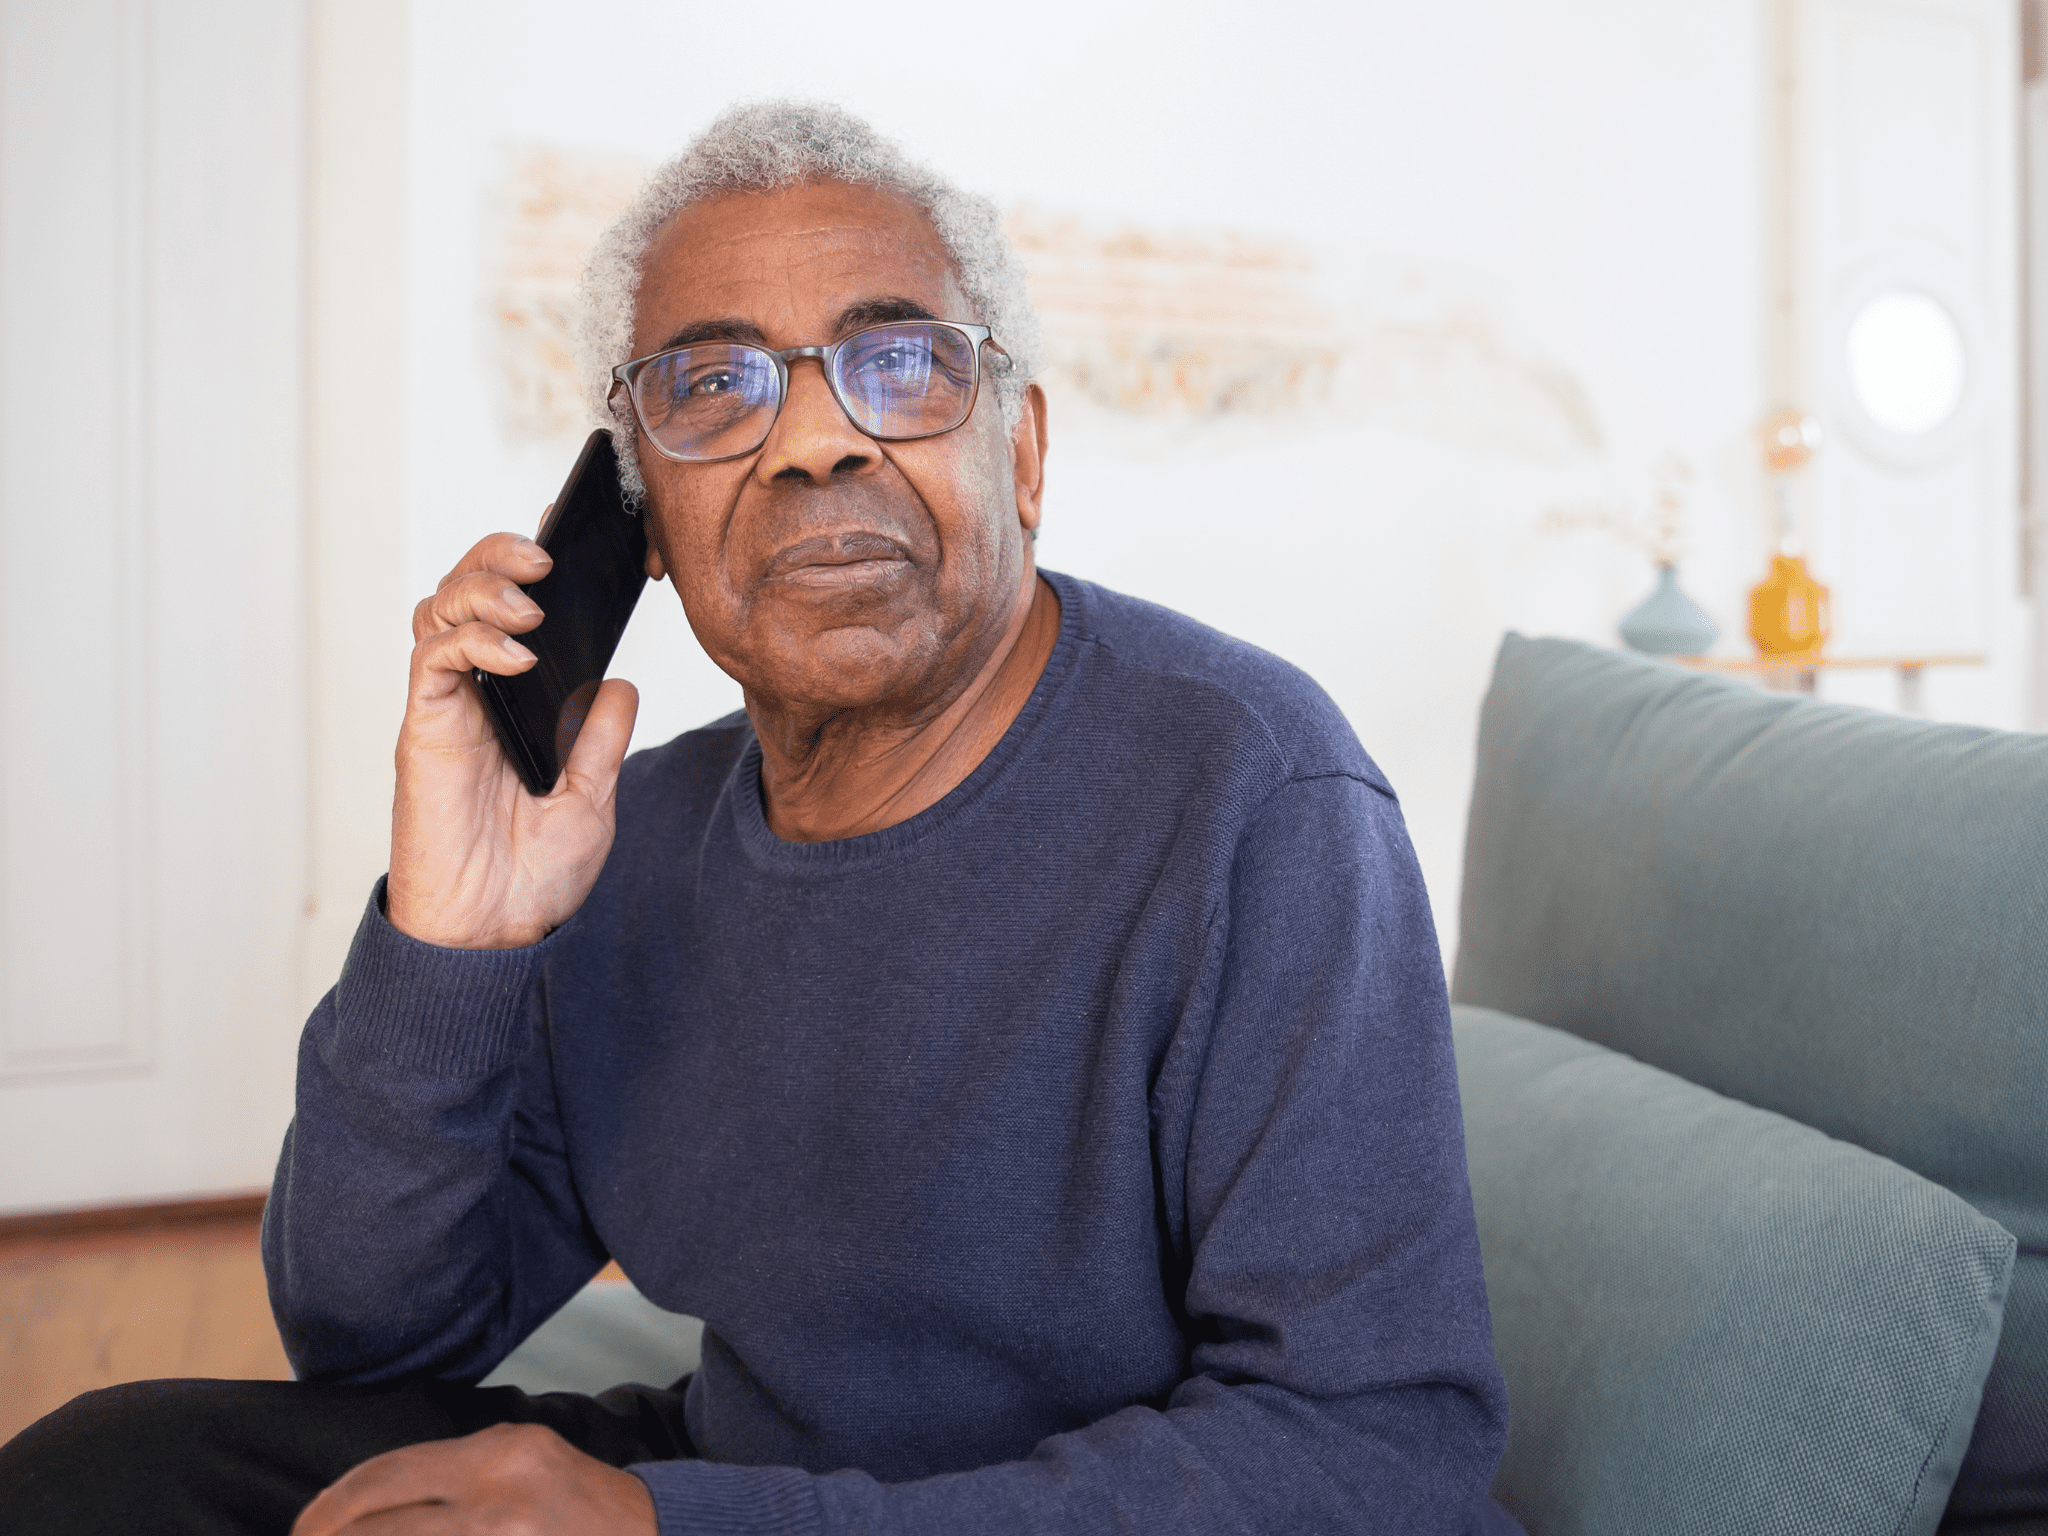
[634,187,970,348]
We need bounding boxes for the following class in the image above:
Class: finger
[437,531,553,592]
[562,678,639,805]
[291,1439,467,1536]
[300,1497,453,1536]
[409,621,536,704]
[331,1506,461,1535]
[430,531,553,599]
[414,568,548,643]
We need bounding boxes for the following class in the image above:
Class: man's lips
[761,532,913,585]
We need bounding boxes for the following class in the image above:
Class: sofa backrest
[1451,634,2048,1524]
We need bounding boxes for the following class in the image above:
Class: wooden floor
[0,1211,289,1443]
[0,1200,632,1445]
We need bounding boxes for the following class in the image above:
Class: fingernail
[504,587,541,619]
[514,537,551,565]
[502,636,535,662]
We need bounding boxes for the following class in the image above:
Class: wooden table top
[1675,653,1985,674]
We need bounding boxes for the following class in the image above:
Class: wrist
[384,878,551,952]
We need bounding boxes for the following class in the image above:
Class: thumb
[562,678,639,804]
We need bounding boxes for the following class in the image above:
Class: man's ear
[1011,382,1048,536]
[632,438,669,581]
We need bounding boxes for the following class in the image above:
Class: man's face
[630,180,1043,720]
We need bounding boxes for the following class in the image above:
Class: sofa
[1451,636,2044,1535]
[490,634,2046,1535]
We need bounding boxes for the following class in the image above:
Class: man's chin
[739,625,942,715]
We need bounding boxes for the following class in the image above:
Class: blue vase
[1619,564,1718,656]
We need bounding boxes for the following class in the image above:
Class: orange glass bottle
[1748,553,1831,660]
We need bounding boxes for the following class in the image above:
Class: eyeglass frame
[607,320,1013,465]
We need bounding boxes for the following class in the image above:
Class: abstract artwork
[487,145,1602,466]
[490,144,648,442]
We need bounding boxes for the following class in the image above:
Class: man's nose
[754,357,877,484]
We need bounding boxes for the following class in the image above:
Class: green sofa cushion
[1452,635,2048,1525]
[482,1282,703,1396]
[1454,1005,2014,1536]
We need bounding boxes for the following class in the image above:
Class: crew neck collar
[725,570,1089,874]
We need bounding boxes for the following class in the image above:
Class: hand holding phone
[385,432,647,950]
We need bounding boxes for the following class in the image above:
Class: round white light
[1845,290,1966,436]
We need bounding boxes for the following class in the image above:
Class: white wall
[405,0,1769,955]
[5,1,2018,1214]
[303,0,413,1016]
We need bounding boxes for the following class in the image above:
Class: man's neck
[749,569,1062,843]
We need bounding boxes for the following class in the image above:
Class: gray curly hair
[574,100,1042,503]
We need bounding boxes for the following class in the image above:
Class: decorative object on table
[1748,409,1831,661]
[1543,452,1718,656]
[1619,564,1720,656]
[1748,552,1831,659]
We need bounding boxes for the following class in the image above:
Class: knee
[0,1377,274,1536]
[2,1377,235,1472]
[0,1383,183,1536]
[37,1376,192,1431]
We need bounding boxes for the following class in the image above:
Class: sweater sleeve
[262,880,609,1383]
[627,772,1513,1535]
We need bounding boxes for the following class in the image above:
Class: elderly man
[0,102,1520,1536]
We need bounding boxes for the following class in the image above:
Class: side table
[1675,654,1985,716]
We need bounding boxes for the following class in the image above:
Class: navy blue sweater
[265,572,1513,1534]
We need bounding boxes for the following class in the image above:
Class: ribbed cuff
[330,877,558,1077]
[630,1460,825,1536]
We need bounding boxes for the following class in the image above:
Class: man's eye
[850,344,933,387]
[688,370,742,396]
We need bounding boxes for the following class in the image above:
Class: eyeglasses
[609,320,1011,464]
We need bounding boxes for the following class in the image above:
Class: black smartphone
[474,430,649,796]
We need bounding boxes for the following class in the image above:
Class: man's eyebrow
[833,297,941,333]
[652,299,944,355]
[654,318,772,352]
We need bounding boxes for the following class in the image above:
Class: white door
[2026,1,2048,725]
[0,0,308,1212]
[1793,0,2023,723]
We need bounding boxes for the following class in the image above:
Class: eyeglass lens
[631,323,980,462]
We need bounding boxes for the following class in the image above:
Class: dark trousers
[0,1375,693,1536]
